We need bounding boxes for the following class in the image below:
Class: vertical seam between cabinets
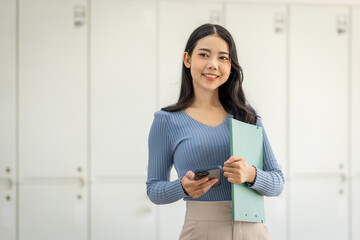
[348,6,353,240]
[222,1,226,26]
[285,4,291,240]
[156,0,160,111]
[87,0,91,239]
[155,2,161,239]
[15,0,19,239]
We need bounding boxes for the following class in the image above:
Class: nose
[207,57,218,70]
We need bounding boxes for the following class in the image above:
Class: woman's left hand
[223,156,256,184]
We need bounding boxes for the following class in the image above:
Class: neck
[191,88,222,109]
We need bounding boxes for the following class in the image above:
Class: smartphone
[194,165,222,187]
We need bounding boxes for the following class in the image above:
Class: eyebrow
[198,48,229,55]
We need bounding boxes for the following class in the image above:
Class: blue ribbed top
[146,110,284,205]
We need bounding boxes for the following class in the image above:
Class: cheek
[222,66,231,79]
[190,63,204,77]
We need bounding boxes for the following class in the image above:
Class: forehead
[194,35,229,53]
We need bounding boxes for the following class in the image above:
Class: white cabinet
[225,5,287,239]
[91,182,156,240]
[0,187,16,240]
[19,185,87,240]
[158,200,186,240]
[351,7,360,240]
[225,4,287,171]
[289,6,350,239]
[289,6,349,176]
[352,179,360,240]
[18,0,88,180]
[351,6,360,185]
[289,179,348,240]
[159,0,223,108]
[90,0,157,179]
[0,0,16,239]
[264,189,287,240]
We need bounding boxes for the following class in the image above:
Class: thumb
[185,171,195,180]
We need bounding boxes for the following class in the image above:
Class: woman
[146,23,284,240]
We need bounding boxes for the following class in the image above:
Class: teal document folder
[229,118,265,223]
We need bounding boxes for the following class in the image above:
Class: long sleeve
[249,117,285,197]
[146,111,187,204]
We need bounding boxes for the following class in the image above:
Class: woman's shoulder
[153,109,183,122]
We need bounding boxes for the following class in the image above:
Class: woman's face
[184,34,231,94]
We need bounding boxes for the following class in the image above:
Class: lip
[202,73,219,81]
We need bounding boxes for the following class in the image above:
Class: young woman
[146,24,284,240]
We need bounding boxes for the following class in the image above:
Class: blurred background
[0,0,359,239]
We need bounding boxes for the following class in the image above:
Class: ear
[183,52,191,68]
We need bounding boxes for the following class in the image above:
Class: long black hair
[162,23,258,125]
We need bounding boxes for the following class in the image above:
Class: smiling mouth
[202,73,219,80]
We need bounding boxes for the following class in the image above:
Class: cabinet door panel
[159,200,186,240]
[91,183,156,240]
[0,187,16,240]
[159,0,223,108]
[352,179,360,240]
[352,8,360,239]
[19,185,87,240]
[264,188,287,240]
[289,6,349,175]
[91,0,156,178]
[289,179,348,240]
[0,1,16,239]
[225,4,287,173]
[352,7,360,176]
[18,0,87,179]
[0,0,16,182]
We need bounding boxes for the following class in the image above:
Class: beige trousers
[179,201,271,240]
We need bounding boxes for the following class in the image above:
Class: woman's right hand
[181,171,218,199]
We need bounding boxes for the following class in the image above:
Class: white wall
[0,0,359,240]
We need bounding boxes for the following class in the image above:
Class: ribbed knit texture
[146,110,284,205]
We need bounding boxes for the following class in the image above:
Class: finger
[223,163,241,173]
[223,165,237,172]
[202,179,218,191]
[183,177,209,191]
[225,156,244,164]
[223,171,238,179]
[195,178,218,189]
[227,177,236,183]
[185,171,195,180]
[192,179,218,198]
[193,177,210,186]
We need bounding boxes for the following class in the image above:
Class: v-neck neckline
[181,110,230,128]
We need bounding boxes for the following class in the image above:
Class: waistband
[185,201,232,221]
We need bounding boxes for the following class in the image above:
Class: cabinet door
[0,187,16,240]
[19,185,87,240]
[352,6,360,184]
[159,200,186,240]
[159,0,223,108]
[91,182,156,240]
[289,6,349,176]
[225,5,287,239]
[289,179,348,240]
[264,189,287,240]
[91,0,156,179]
[351,7,360,240]
[18,0,88,180]
[352,179,360,240]
[0,0,16,239]
[225,3,287,177]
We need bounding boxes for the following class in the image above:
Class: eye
[199,53,208,57]
[220,56,229,61]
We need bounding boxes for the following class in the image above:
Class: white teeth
[204,74,218,78]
